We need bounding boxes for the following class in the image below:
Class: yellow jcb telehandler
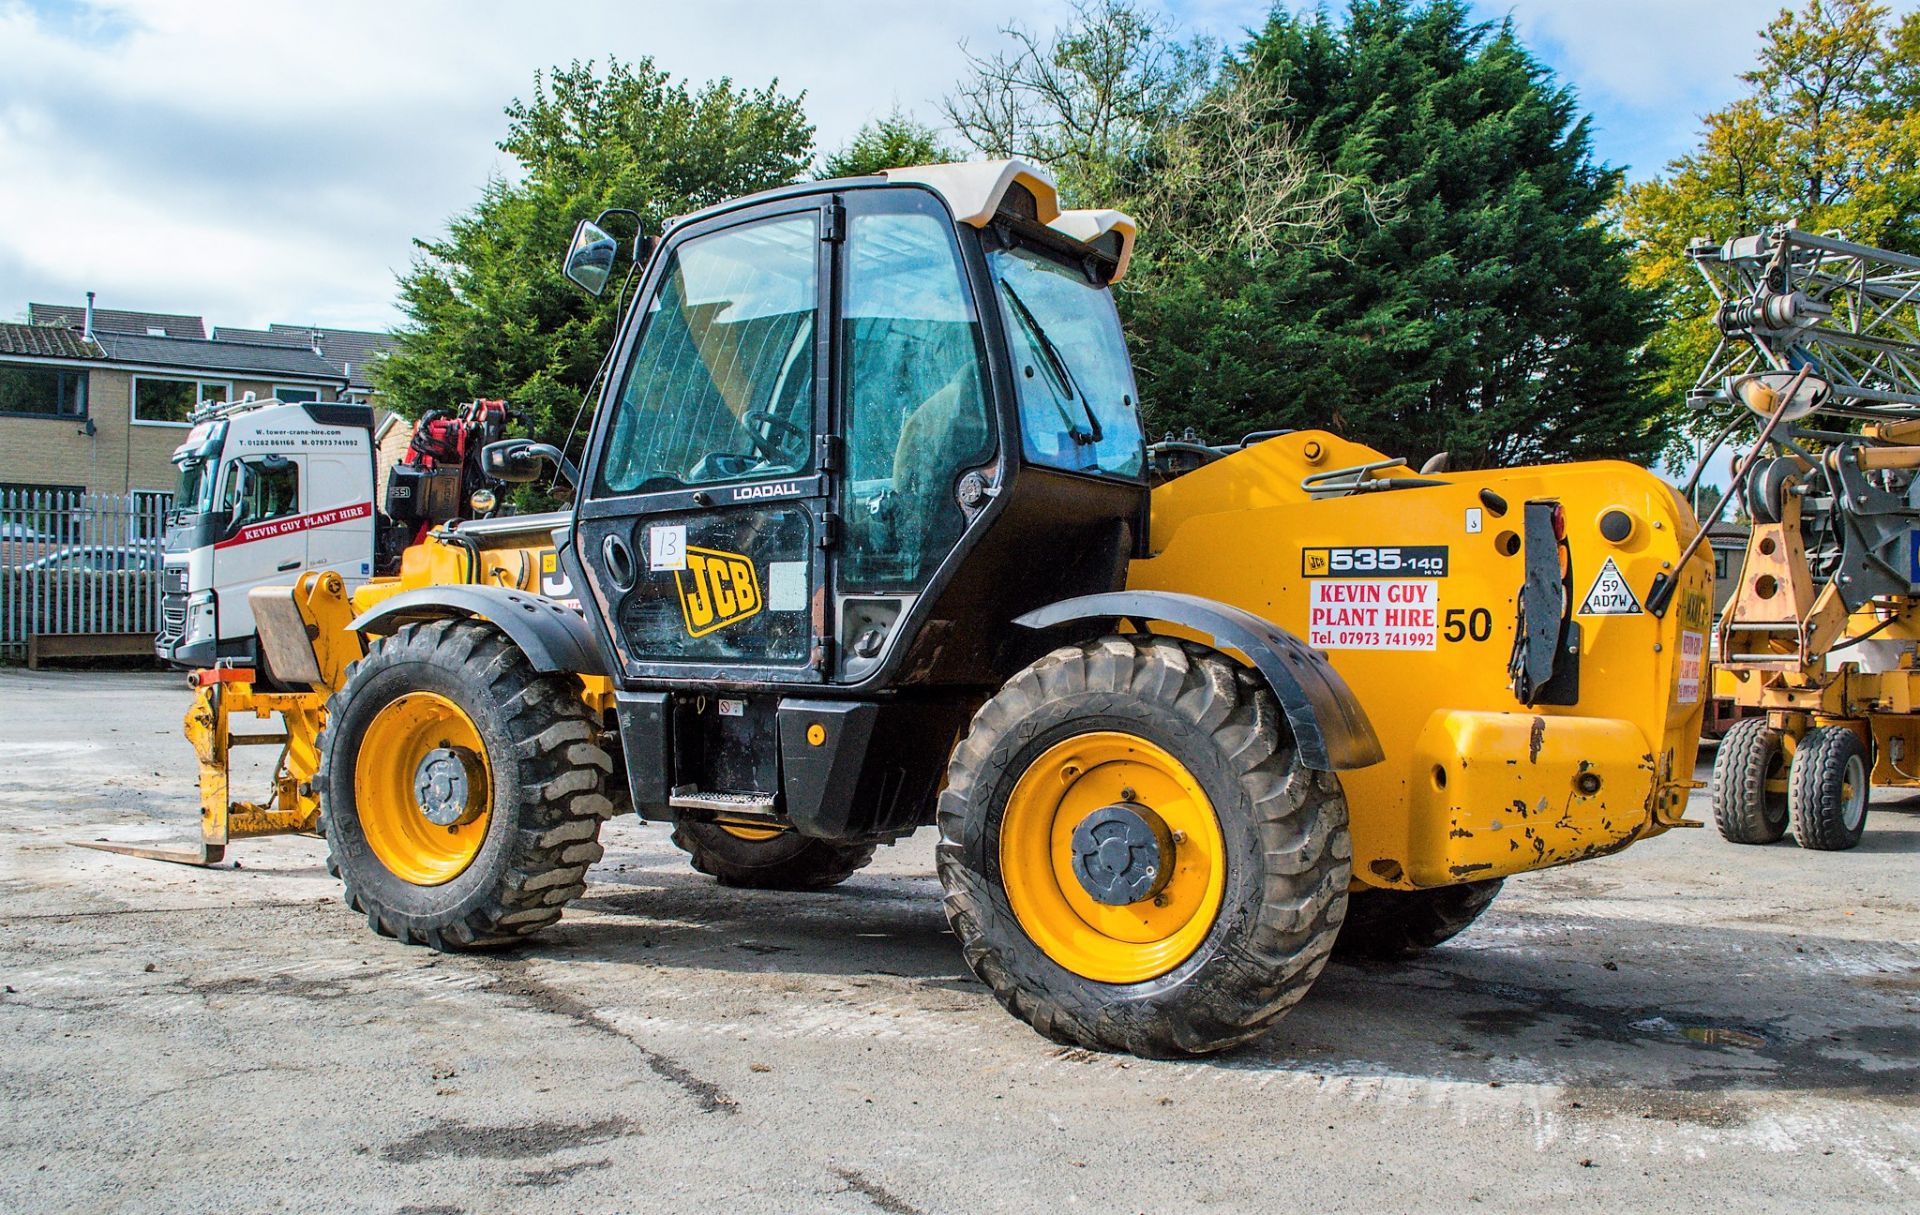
[107,160,1711,1056]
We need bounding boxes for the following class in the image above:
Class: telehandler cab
[120,160,1710,1056]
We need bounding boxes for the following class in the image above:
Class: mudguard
[1014,590,1384,771]
[348,585,605,676]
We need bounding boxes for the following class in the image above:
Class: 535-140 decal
[1302,545,1449,577]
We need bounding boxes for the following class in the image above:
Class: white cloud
[0,0,1065,330]
[1491,0,1788,175]
[0,0,1863,332]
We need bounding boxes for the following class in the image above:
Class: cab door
[210,454,305,647]
[573,202,831,684]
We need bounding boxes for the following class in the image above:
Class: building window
[272,386,321,404]
[132,490,174,539]
[0,365,88,418]
[1,481,86,543]
[132,376,230,425]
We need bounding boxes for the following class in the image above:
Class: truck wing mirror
[562,219,620,296]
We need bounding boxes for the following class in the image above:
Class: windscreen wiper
[998,280,1103,445]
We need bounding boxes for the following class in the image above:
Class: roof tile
[28,303,206,339]
[0,323,105,360]
[95,331,345,380]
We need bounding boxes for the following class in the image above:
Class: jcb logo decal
[538,550,574,599]
[675,546,763,636]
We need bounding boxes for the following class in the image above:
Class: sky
[0,0,1798,333]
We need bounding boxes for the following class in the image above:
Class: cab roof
[667,159,1136,283]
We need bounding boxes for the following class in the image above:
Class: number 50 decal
[1443,607,1494,642]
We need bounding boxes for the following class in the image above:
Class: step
[667,787,776,814]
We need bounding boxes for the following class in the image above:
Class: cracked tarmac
[2,668,1917,1213]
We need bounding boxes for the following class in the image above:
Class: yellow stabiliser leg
[73,672,326,867]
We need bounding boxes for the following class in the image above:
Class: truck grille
[160,593,187,638]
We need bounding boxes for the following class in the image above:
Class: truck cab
[157,397,378,669]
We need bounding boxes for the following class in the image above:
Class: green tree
[1615,0,1920,442]
[1199,1,1660,468]
[822,109,956,177]
[946,1,1657,468]
[377,59,814,459]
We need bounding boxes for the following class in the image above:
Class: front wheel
[315,619,616,949]
[1790,725,1871,851]
[937,637,1351,1057]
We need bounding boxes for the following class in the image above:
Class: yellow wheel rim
[998,731,1226,985]
[719,823,784,842]
[354,691,493,886]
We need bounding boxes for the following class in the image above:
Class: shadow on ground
[508,859,1920,1112]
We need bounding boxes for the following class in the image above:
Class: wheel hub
[413,746,481,827]
[1070,803,1174,906]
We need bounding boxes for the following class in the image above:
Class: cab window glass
[989,243,1144,479]
[597,215,818,494]
[841,195,992,589]
[223,459,299,524]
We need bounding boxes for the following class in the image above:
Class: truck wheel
[669,820,877,890]
[1332,879,1503,961]
[1712,716,1791,844]
[1790,725,1871,851]
[936,637,1351,1057]
[315,619,615,949]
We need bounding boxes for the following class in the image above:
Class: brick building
[0,300,395,501]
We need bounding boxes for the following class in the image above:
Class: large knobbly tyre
[670,820,876,890]
[315,619,615,949]
[937,636,1351,1058]
[1790,725,1871,851]
[1712,716,1792,844]
[1333,879,1503,961]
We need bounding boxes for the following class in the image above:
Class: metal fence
[1,487,169,662]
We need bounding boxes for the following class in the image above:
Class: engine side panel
[1131,430,1712,890]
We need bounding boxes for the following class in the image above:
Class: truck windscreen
[172,458,220,518]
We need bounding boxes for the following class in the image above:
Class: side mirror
[562,219,620,296]
[481,437,582,490]
[482,438,549,484]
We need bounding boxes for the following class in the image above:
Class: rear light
[1550,503,1567,541]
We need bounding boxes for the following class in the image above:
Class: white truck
[156,397,382,670]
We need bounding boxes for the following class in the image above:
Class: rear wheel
[1790,725,1871,851]
[669,820,877,890]
[315,619,615,949]
[937,637,1350,1057]
[1712,716,1791,844]
[1333,879,1503,961]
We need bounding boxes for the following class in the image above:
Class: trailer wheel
[1790,725,1871,851]
[1332,879,1503,961]
[1712,716,1791,844]
[315,619,615,949]
[669,820,877,890]
[937,636,1351,1057]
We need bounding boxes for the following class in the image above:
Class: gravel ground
[1,667,1916,1214]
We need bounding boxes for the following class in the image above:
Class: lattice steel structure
[1689,227,1920,420]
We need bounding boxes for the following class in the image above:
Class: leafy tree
[1615,0,1920,443]
[822,109,957,177]
[945,1,1655,468]
[943,0,1214,204]
[377,59,814,461]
